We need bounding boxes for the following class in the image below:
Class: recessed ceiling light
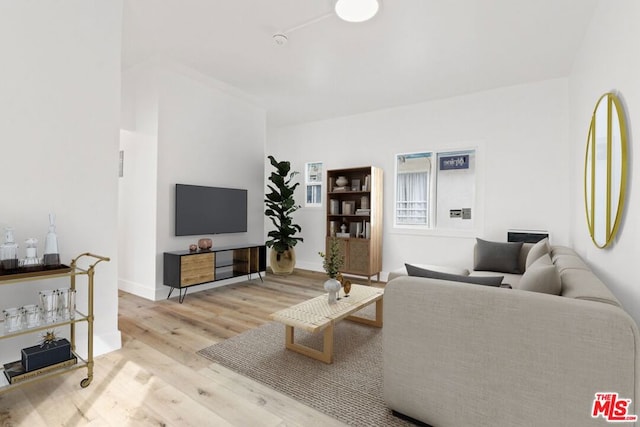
[335,0,380,23]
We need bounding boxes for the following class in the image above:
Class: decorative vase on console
[318,236,345,305]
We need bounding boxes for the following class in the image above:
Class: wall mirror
[584,92,628,248]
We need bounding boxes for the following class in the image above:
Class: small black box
[21,339,72,372]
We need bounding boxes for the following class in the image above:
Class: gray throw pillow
[474,238,523,274]
[525,237,550,269]
[518,254,561,295]
[405,264,503,287]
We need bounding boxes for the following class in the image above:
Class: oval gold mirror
[584,92,628,248]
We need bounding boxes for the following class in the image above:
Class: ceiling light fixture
[335,0,380,23]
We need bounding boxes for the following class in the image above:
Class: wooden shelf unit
[0,253,110,393]
[163,244,266,303]
[326,166,383,284]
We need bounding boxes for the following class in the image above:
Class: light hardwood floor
[0,270,383,426]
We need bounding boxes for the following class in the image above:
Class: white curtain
[396,171,429,225]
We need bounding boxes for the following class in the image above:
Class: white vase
[324,278,341,304]
[335,176,348,187]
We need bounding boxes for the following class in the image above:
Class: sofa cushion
[405,264,503,286]
[525,238,550,269]
[388,264,470,282]
[469,271,523,288]
[518,254,561,295]
[474,238,524,274]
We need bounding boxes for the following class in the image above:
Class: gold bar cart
[0,253,109,392]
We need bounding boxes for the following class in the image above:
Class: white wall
[121,64,266,300]
[569,0,640,324]
[268,78,571,278]
[118,131,158,299]
[0,1,123,361]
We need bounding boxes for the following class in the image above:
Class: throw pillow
[518,254,561,295]
[405,264,503,286]
[525,238,550,269]
[474,238,524,274]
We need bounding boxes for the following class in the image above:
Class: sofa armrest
[383,276,640,427]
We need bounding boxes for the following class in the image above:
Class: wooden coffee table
[271,284,384,364]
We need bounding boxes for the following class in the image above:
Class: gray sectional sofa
[383,240,640,427]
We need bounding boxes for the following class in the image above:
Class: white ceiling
[122,0,598,127]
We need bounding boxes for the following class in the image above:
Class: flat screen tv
[175,184,248,236]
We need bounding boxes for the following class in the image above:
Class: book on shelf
[3,356,78,385]
[363,174,371,191]
[329,199,340,215]
[355,209,371,215]
[332,186,349,192]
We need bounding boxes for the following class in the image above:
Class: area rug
[197,313,415,426]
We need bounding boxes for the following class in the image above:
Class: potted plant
[265,155,303,275]
[319,237,345,304]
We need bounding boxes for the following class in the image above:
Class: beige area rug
[197,312,417,426]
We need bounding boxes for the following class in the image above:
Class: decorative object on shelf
[335,176,348,187]
[43,213,60,267]
[265,155,303,275]
[22,335,72,372]
[0,227,19,270]
[343,279,352,297]
[319,237,345,304]
[584,91,628,249]
[189,244,198,252]
[198,238,212,251]
[360,196,369,210]
[3,356,77,385]
[23,238,41,266]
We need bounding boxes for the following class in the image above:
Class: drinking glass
[2,307,24,332]
[39,289,59,323]
[22,304,41,328]
[57,288,76,320]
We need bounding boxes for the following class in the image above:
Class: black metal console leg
[258,271,263,282]
[178,287,188,304]
[167,287,174,300]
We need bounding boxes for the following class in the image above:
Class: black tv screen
[175,184,248,236]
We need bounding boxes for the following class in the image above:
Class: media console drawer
[180,252,215,286]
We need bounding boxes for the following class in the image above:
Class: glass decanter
[0,227,19,270]
[43,213,60,266]
[23,237,41,266]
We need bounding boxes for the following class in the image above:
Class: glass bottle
[23,237,40,266]
[43,213,60,266]
[0,227,19,270]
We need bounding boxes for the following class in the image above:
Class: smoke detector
[273,34,288,46]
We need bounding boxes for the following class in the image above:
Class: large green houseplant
[265,155,303,275]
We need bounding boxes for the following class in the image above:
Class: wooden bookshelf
[326,166,383,284]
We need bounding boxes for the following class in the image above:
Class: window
[395,149,476,230]
[396,153,432,226]
[305,162,323,207]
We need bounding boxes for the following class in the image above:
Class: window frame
[394,148,477,233]
[304,161,323,208]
